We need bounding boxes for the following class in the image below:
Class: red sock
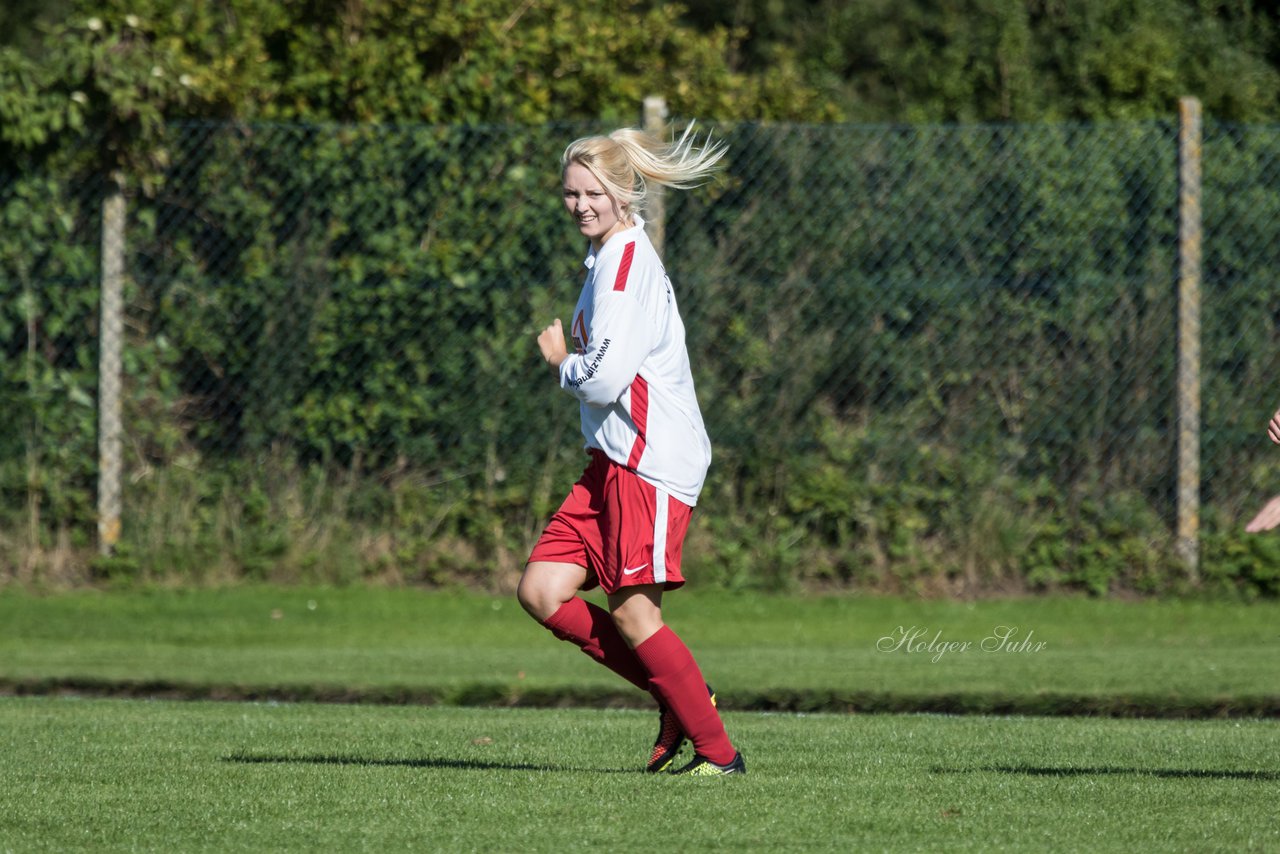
[542,598,651,692]
[634,626,736,765]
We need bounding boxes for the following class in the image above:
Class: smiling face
[562,160,630,251]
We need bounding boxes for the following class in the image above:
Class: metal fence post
[98,170,125,555]
[1177,97,1202,580]
[643,95,668,256]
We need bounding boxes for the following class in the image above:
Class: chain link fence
[4,109,1280,592]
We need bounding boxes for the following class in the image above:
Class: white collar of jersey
[583,214,647,270]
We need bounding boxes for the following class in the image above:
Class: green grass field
[2,587,1279,851]
[1,698,1277,852]
[2,587,1278,713]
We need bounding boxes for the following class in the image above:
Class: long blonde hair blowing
[562,124,727,219]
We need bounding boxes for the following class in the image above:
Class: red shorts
[528,450,692,594]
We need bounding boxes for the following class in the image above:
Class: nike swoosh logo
[622,564,648,576]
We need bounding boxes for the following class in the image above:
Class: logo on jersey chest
[572,311,588,353]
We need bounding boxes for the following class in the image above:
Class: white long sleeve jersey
[558,219,712,506]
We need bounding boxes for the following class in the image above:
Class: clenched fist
[537,318,568,375]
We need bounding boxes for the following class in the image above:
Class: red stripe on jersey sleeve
[613,242,636,291]
[626,375,649,469]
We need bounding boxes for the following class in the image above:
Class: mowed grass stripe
[2,587,1278,716]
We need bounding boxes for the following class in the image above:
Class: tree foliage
[5,0,1279,132]
[680,0,1280,122]
[1,0,827,134]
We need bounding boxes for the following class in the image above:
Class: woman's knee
[517,562,585,622]
[608,586,664,647]
[515,572,553,621]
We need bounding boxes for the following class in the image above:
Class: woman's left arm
[558,291,655,406]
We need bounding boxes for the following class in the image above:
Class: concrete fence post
[1177,96,1203,581]
[643,95,668,256]
[98,171,125,555]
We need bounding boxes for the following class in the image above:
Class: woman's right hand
[537,318,568,373]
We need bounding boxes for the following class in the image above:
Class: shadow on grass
[222,752,636,774]
[934,764,1280,781]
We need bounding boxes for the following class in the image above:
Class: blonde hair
[561,124,726,218]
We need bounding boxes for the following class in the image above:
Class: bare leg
[518,561,652,692]
[606,584,666,648]
[516,561,588,622]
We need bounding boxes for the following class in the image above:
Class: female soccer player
[517,125,745,776]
